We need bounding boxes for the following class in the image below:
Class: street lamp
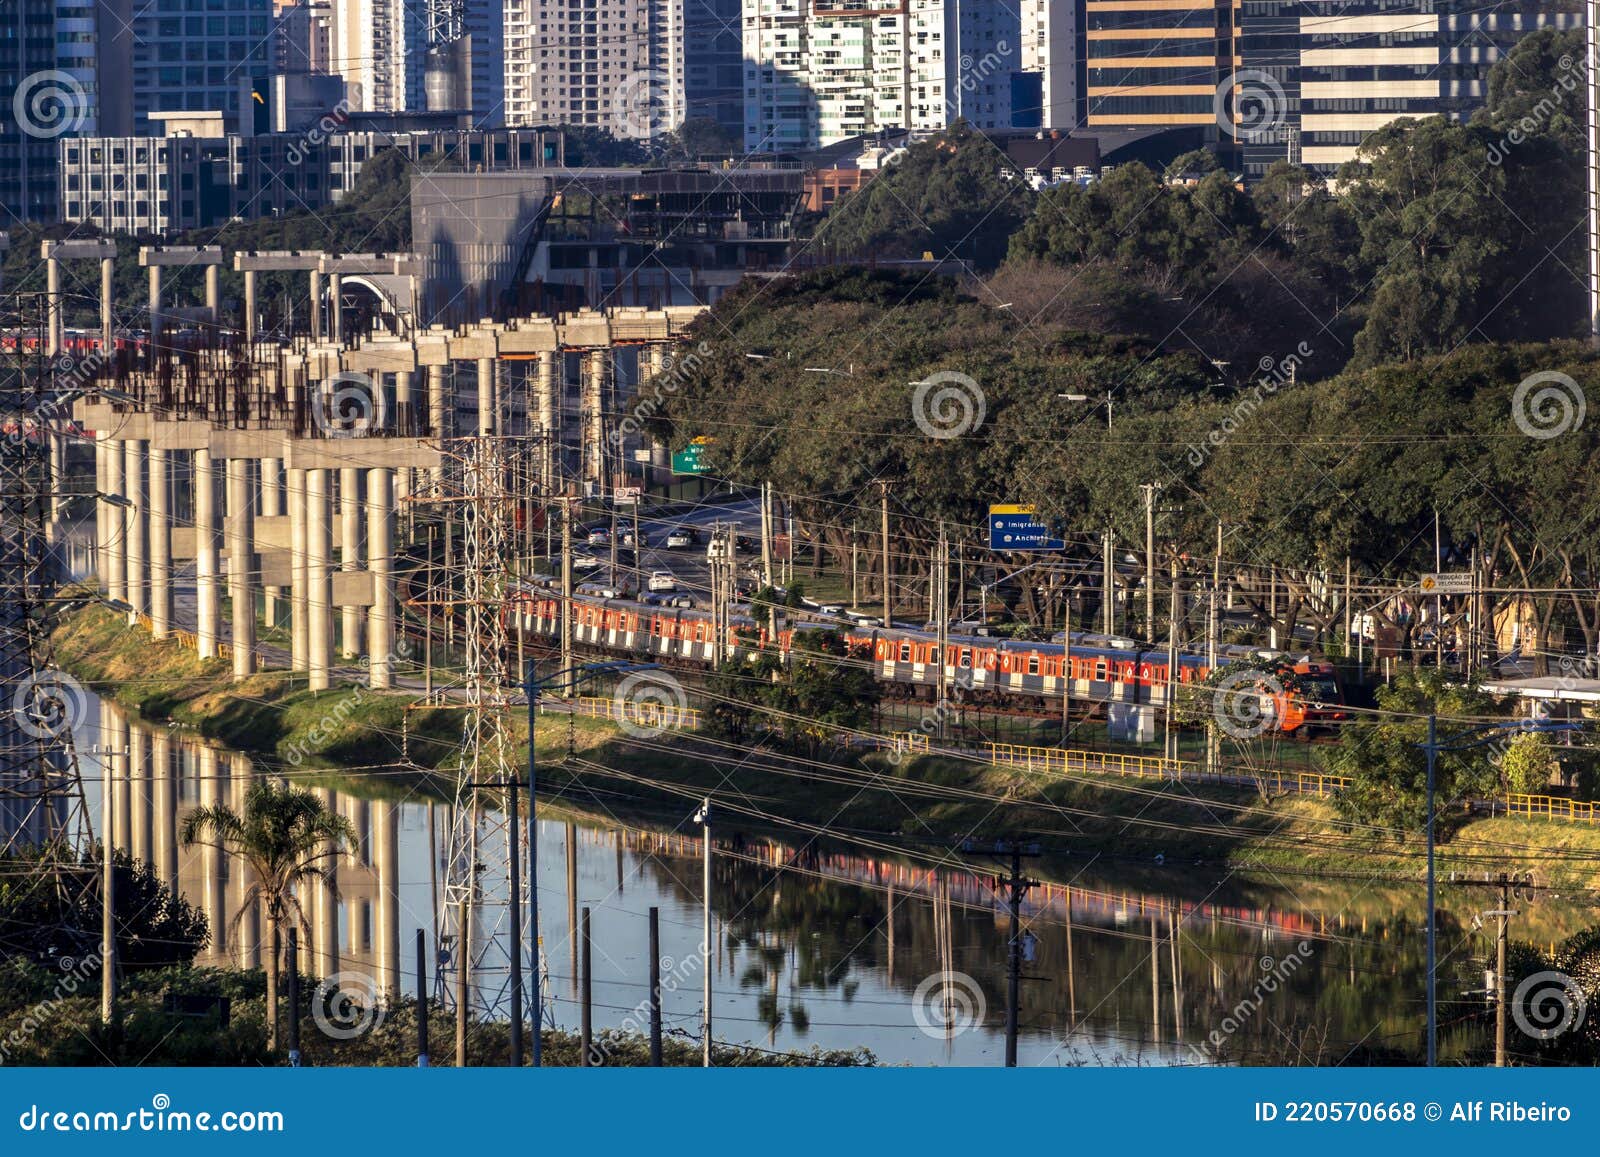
[520,658,662,1067]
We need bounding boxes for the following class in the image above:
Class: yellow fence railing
[890,732,932,755]
[986,742,1351,798]
[571,695,701,731]
[1505,794,1599,823]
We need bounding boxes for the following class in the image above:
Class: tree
[180,780,355,1049]
[1499,731,1559,796]
[816,124,1035,268]
[1329,671,1507,832]
[0,848,208,971]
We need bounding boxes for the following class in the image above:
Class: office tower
[124,0,276,135]
[1238,0,1583,179]
[1021,0,1081,129]
[1084,0,1237,130]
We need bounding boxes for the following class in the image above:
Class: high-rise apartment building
[685,0,744,137]
[742,0,1021,152]
[505,0,678,136]
[1021,0,1081,129]
[1,1,102,223]
[1238,0,1582,179]
[274,0,334,75]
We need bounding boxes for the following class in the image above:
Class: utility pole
[997,839,1040,1068]
[1103,526,1116,634]
[694,798,713,1067]
[580,906,593,1065]
[559,500,573,689]
[287,928,300,1067]
[648,906,663,1066]
[1434,508,1444,669]
[1446,872,1536,1067]
[761,484,776,637]
[1140,482,1161,638]
[880,481,892,626]
[936,522,949,740]
[1165,554,1180,765]
[1208,522,1222,774]
[416,929,430,1067]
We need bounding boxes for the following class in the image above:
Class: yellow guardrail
[572,695,701,731]
[986,742,1351,797]
[135,614,233,659]
[1505,794,1599,823]
[891,732,931,755]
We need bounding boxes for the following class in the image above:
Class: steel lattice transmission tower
[434,435,533,1019]
[0,292,92,855]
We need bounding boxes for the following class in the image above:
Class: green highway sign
[672,437,711,475]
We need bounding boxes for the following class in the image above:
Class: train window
[1095,660,1107,680]
[1027,654,1040,676]
[899,642,912,662]
[959,648,972,668]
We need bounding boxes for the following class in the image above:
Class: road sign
[988,504,1065,552]
[1420,572,1473,595]
[614,485,642,505]
[671,437,711,476]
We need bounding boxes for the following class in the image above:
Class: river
[66,690,1597,1066]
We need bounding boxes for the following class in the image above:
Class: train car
[503,586,1343,732]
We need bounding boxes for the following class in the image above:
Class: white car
[818,603,845,616]
[587,529,610,548]
[648,570,678,592]
[664,528,693,549]
[571,554,603,572]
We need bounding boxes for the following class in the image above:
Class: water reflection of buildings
[97,700,404,992]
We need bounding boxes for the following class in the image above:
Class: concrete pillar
[307,468,332,690]
[375,800,400,997]
[147,448,171,638]
[428,363,448,438]
[197,746,225,950]
[288,468,308,670]
[45,254,61,357]
[123,439,147,618]
[204,264,220,318]
[537,352,558,493]
[193,448,219,659]
[151,731,176,887]
[243,269,257,346]
[226,458,257,679]
[147,264,162,347]
[339,467,362,657]
[309,269,322,342]
[100,257,114,360]
[317,787,340,977]
[395,369,413,435]
[48,427,67,533]
[128,724,149,865]
[260,458,282,628]
[366,467,394,689]
[584,350,607,489]
[103,435,125,603]
[477,356,495,436]
[329,272,343,344]
[232,756,260,969]
[94,432,110,586]
[101,703,128,851]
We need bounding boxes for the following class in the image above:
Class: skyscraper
[742,0,1021,152]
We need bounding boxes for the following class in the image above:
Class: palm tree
[180,779,356,1050]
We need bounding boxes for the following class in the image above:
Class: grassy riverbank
[53,604,1600,900]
